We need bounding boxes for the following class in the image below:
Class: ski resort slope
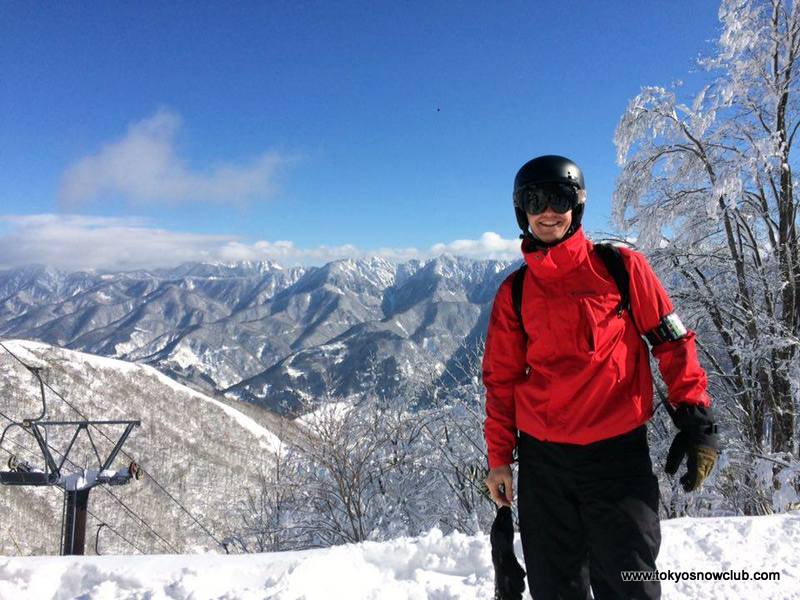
[1,512,798,600]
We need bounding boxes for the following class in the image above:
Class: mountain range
[0,256,518,413]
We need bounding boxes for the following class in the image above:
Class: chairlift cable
[98,485,178,553]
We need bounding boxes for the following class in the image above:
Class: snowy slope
[3,339,284,453]
[1,513,799,600]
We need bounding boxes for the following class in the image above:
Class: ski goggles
[515,182,580,215]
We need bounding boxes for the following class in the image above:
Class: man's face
[527,207,573,243]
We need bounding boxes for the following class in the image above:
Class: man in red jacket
[483,156,718,600]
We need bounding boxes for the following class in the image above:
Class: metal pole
[62,488,90,555]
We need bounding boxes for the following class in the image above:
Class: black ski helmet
[513,155,586,237]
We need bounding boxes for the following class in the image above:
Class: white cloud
[58,109,287,207]
[0,214,522,272]
[430,232,520,259]
[0,215,231,271]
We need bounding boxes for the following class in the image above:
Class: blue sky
[0,1,722,270]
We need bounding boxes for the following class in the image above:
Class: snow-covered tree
[416,338,497,535]
[615,0,800,513]
[232,340,502,549]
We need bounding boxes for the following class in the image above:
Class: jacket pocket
[577,296,597,355]
[573,292,624,351]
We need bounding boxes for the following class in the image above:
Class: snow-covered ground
[1,513,799,600]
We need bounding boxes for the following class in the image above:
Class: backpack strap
[511,264,527,339]
[594,243,632,319]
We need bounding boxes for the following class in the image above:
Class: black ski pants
[517,425,661,600]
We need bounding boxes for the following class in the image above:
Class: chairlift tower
[1,417,141,555]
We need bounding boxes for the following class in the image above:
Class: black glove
[664,403,718,492]
[490,505,526,600]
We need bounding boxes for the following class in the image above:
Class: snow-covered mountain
[0,256,518,413]
[1,513,799,599]
[0,340,294,556]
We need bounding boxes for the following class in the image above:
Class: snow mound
[1,513,800,599]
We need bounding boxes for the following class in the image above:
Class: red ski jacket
[482,227,710,469]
